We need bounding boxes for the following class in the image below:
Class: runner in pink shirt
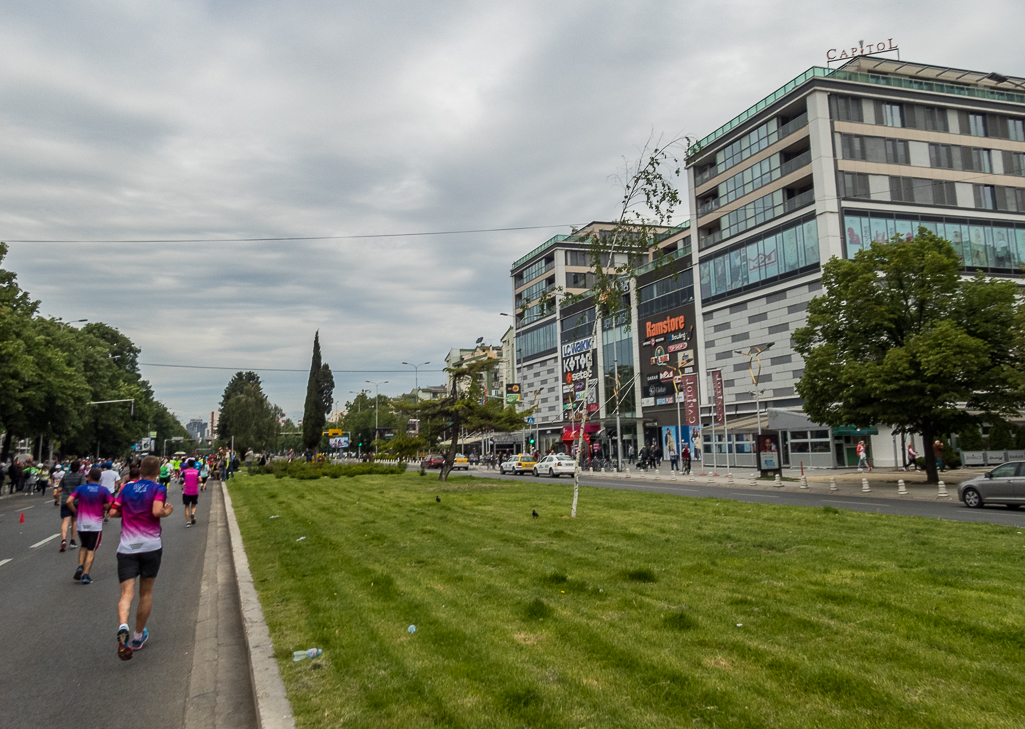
[181,458,200,528]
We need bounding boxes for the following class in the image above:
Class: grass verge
[228,472,1025,728]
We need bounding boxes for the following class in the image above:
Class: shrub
[259,460,404,480]
[957,427,984,451]
[988,423,1013,450]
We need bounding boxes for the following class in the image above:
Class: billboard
[638,301,698,410]
[505,383,521,404]
[561,337,598,419]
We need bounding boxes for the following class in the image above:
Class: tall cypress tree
[302,332,334,451]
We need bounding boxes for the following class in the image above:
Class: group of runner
[42,451,234,661]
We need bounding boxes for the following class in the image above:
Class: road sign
[526,417,535,424]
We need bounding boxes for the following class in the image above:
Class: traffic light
[529,436,535,446]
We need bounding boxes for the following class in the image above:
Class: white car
[532,454,577,478]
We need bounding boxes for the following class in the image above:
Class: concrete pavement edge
[221,480,296,729]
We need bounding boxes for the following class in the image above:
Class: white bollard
[689,473,696,482]
[861,477,871,492]
[624,467,631,479]
[829,476,838,492]
[672,469,678,481]
[727,473,734,487]
[937,480,949,498]
[774,473,782,488]
[800,474,809,489]
[897,479,908,495]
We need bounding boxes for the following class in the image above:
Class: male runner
[67,467,113,584]
[109,455,172,660]
[181,458,200,526]
[57,461,85,551]
[99,461,121,496]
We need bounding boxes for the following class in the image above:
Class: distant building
[186,418,208,441]
[210,411,219,437]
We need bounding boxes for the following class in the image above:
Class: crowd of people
[0,448,240,662]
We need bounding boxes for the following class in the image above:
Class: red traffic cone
[20,512,25,523]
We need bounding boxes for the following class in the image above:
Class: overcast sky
[2,0,1021,424]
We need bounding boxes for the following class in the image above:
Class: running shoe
[186,521,191,528]
[117,626,133,661]
[60,540,66,553]
[81,574,92,585]
[69,540,78,548]
[130,628,149,651]
[191,517,196,525]
[73,566,84,581]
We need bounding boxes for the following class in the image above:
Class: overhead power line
[3,223,578,244]
[139,362,445,373]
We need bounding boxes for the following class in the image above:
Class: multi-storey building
[186,418,208,441]
[509,57,1025,468]
[687,56,1025,467]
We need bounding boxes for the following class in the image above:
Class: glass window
[969,225,990,267]
[870,216,889,245]
[1017,230,1025,267]
[699,261,712,300]
[729,248,747,290]
[894,218,914,242]
[745,240,761,284]
[968,113,988,137]
[791,442,810,453]
[790,431,809,440]
[993,228,1014,268]
[811,441,832,453]
[782,225,801,270]
[882,103,904,127]
[975,185,997,210]
[811,430,829,439]
[760,234,780,278]
[713,256,727,295]
[803,219,819,265]
[1010,118,1025,142]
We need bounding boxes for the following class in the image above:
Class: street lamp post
[365,380,388,455]
[402,361,430,393]
[499,312,522,453]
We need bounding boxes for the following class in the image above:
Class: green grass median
[228,473,1025,728]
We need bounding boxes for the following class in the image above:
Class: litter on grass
[408,625,416,634]
[269,515,280,519]
[736,623,743,627]
[296,536,306,541]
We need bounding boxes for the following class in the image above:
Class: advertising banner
[680,373,699,427]
[758,433,781,471]
[561,337,598,419]
[710,369,725,425]
[505,383,521,404]
[638,301,698,409]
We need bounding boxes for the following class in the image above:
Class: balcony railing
[692,113,809,187]
[780,149,812,177]
[783,189,816,214]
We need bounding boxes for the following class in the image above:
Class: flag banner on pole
[681,374,699,426]
[710,369,725,425]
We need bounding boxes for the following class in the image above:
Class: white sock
[119,623,129,631]
[133,631,143,641]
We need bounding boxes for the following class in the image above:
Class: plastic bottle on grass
[292,648,322,662]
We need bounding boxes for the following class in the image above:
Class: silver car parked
[958,461,1025,509]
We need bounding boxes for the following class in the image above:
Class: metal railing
[780,149,812,177]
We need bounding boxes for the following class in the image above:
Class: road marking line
[822,500,890,507]
[30,534,61,549]
[737,494,779,498]
[0,559,11,567]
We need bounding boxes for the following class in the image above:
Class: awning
[831,425,879,436]
[767,408,821,431]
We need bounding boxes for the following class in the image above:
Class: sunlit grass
[229,473,1025,728]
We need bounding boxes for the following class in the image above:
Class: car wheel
[549,468,556,478]
[532,468,538,477]
[963,487,983,508]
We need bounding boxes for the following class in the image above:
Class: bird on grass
[436,495,441,503]
[532,510,539,518]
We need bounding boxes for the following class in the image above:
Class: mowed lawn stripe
[230,473,1025,728]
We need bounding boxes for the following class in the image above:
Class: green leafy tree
[217,372,280,452]
[381,431,425,462]
[417,359,530,481]
[957,427,984,451]
[0,242,42,459]
[793,229,1025,484]
[302,331,334,452]
[988,422,1013,450]
[217,371,262,441]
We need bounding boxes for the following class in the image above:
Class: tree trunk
[571,319,601,518]
[0,430,10,462]
[921,424,938,484]
[440,416,461,482]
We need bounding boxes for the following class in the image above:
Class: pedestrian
[682,444,692,474]
[181,458,200,527]
[109,455,173,661]
[856,440,870,472]
[57,460,85,552]
[199,459,209,491]
[100,461,121,497]
[933,439,945,472]
[669,445,679,471]
[905,442,919,472]
[628,445,635,464]
[67,467,113,585]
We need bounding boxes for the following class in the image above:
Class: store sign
[826,38,897,62]
[562,337,598,418]
[506,383,521,404]
[638,300,698,409]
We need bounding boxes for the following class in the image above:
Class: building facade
[509,57,1025,468]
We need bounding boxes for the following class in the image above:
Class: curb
[221,481,296,729]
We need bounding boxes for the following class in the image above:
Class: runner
[67,467,113,584]
[99,461,121,497]
[109,455,173,661]
[199,458,209,492]
[158,459,171,489]
[57,461,85,552]
[181,459,200,527]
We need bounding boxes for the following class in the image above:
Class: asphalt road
[0,485,216,729]
[465,469,1025,528]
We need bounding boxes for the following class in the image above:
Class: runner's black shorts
[60,504,75,519]
[77,530,102,551]
[117,549,162,582]
[182,493,198,506]
[159,476,171,486]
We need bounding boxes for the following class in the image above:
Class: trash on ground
[407,625,416,634]
[296,536,306,541]
[292,648,322,662]
[269,515,280,519]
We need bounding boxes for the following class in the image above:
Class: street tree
[417,359,529,481]
[302,331,334,453]
[217,372,280,452]
[533,134,689,516]
[793,229,1025,484]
